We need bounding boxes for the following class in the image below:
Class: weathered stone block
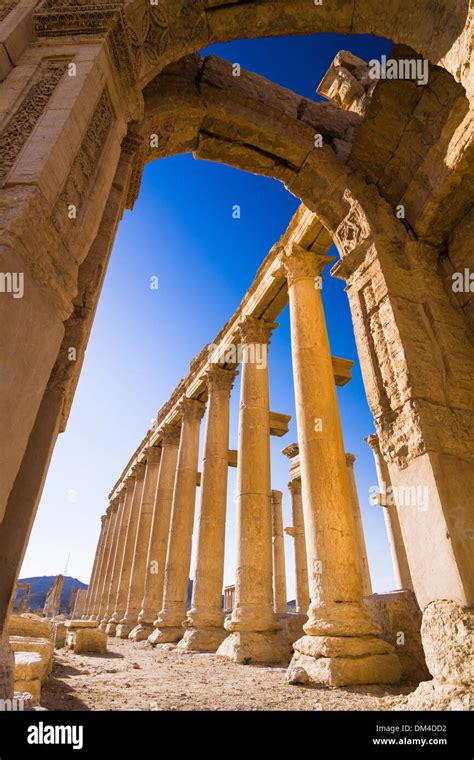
[9,637,53,684]
[65,621,107,654]
[365,590,430,682]
[8,614,52,640]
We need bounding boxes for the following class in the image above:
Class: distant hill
[15,576,88,612]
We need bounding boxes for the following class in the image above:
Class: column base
[177,626,227,652]
[0,639,15,700]
[147,626,183,645]
[216,631,291,664]
[128,623,154,642]
[115,622,135,639]
[287,635,401,687]
[105,621,117,637]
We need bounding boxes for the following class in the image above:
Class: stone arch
[0,8,473,701]
[121,0,473,96]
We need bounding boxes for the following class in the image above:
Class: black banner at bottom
[0,710,471,757]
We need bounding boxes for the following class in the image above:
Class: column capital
[110,496,121,512]
[205,364,239,395]
[280,244,334,286]
[145,445,162,464]
[271,490,283,505]
[282,443,300,460]
[134,461,147,478]
[365,433,380,452]
[161,422,182,446]
[178,396,206,423]
[288,478,302,495]
[238,315,277,346]
[345,452,356,466]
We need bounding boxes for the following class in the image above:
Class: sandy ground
[41,638,416,711]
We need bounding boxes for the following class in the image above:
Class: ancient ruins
[0,0,473,711]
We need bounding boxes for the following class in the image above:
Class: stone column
[345,453,373,597]
[107,464,146,635]
[150,398,206,644]
[89,505,115,621]
[282,245,400,687]
[95,497,123,625]
[116,446,162,638]
[180,365,238,651]
[217,317,290,664]
[129,426,181,641]
[102,483,133,633]
[285,479,309,614]
[366,434,414,592]
[271,490,288,613]
[82,514,107,619]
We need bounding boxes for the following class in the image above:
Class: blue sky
[22,32,395,599]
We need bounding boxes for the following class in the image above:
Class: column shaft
[217,317,290,664]
[83,515,107,618]
[130,428,180,641]
[271,490,287,613]
[287,479,309,613]
[283,246,400,687]
[346,453,373,596]
[150,398,205,644]
[180,366,237,651]
[366,434,414,591]
[89,506,114,620]
[117,447,162,638]
[107,466,145,634]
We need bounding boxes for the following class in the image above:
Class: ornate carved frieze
[129,3,169,73]
[335,188,371,257]
[52,90,113,235]
[34,2,137,88]
[0,59,68,187]
[0,1,17,24]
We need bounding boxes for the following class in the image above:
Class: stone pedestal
[117,447,162,639]
[150,398,205,644]
[217,317,290,665]
[130,426,181,641]
[180,366,237,652]
[282,246,400,686]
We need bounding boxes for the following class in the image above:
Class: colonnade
[83,244,402,685]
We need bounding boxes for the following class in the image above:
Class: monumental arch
[0,1,473,706]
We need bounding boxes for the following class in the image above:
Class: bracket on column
[269,412,291,437]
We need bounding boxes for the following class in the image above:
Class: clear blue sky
[22,32,396,599]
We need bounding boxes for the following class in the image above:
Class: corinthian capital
[205,365,239,395]
[282,244,334,286]
[238,315,277,346]
[178,397,206,423]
